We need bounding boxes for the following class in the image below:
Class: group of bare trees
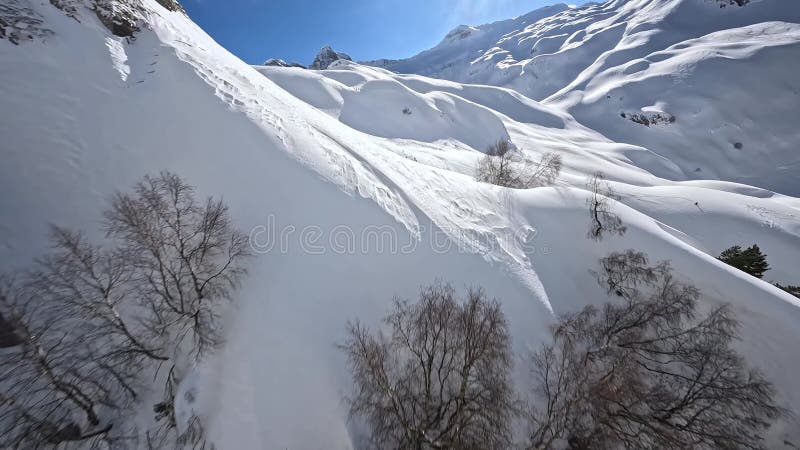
[474,140,626,242]
[475,139,562,189]
[0,172,249,449]
[342,254,784,449]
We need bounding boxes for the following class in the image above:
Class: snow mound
[257,63,513,150]
[340,78,510,150]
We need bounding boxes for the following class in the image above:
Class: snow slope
[1,0,799,447]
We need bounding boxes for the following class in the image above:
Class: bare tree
[103,172,250,445]
[0,171,249,449]
[0,277,126,448]
[528,250,783,449]
[0,226,170,448]
[586,172,626,241]
[342,283,515,449]
[476,139,562,189]
[104,171,250,361]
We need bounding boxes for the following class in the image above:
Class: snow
[1,0,799,447]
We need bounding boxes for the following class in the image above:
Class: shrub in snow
[475,139,562,189]
[528,250,783,449]
[718,244,770,279]
[586,172,627,241]
[341,282,514,449]
[0,172,249,448]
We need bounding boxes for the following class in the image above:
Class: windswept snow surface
[1,0,799,448]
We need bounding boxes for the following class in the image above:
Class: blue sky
[180,0,565,65]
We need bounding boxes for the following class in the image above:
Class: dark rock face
[12,0,186,42]
[310,46,352,70]
[49,0,79,18]
[263,58,307,69]
[94,1,140,38]
[155,0,184,12]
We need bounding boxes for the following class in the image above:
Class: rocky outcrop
[155,0,184,12]
[717,0,749,6]
[92,0,185,36]
[310,46,351,70]
[263,58,307,69]
[620,111,676,127]
[2,0,186,42]
[94,0,141,37]
[0,1,53,44]
[442,25,480,43]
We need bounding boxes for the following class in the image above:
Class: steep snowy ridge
[364,3,572,83]
[1,0,799,447]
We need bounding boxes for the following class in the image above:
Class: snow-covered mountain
[1,0,799,448]
[366,0,800,195]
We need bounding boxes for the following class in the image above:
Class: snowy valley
[1,0,799,448]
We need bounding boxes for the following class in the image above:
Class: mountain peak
[310,45,352,70]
